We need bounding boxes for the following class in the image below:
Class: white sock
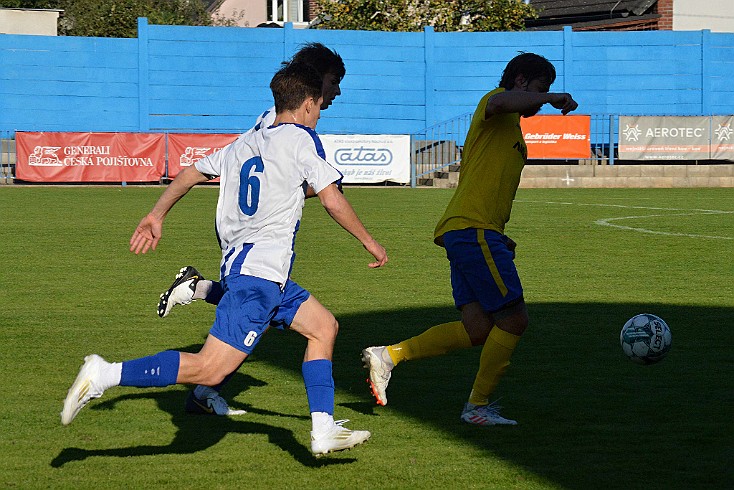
[311,411,334,435]
[379,347,395,368]
[100,362,123,391]
[193,280,213,300]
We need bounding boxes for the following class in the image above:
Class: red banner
[167,133,239,179]
[521,115,591,159]
[16,132,165,182]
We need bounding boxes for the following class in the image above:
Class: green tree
[0,0,238,37]
[313,0,537,32]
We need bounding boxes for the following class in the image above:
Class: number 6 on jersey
[239,156,264,216]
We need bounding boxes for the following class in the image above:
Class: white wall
[674,0,734,32]
[214,0,266,27]
[0,9,59,35]
[214,1,309,28]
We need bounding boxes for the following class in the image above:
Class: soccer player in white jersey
[156,43,346,416]
[61,61,388,457]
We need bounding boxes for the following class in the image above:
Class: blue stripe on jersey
[293,123,328,160]
[230,243,254,277]
[269,122,344,187]
[288,219,301,277]
[220,246,238,280]
[254,109,271,131]
[292,124,345,188]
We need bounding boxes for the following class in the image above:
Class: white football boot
[361,346,393,406]
[157,266,203,318]
[310,420,371,456]
[61,354,110,425]
[460,402,517,426]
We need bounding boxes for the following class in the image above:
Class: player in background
[362,52,578,426]
[61,61,388,457]
[155,42,345,416]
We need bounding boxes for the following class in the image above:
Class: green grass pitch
[0,186,732,489]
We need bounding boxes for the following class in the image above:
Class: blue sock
[120,351,180,387]
[302,359,334,415]
[205,281,225,305]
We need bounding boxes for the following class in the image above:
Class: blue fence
[2,20,734,138]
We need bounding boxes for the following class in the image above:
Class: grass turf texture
[0,186,732,489]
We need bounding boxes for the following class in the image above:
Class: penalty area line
[516,200,734,240]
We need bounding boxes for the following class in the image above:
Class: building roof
[526,0,659,30]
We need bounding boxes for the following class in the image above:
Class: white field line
[517,200,734,240]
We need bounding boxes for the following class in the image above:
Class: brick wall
[657,0,674,30]
[307,0,319,21]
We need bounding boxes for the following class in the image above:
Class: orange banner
[521,115,591,159]
[16,132,165,182]
[167,133,239,179]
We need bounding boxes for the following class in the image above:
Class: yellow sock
[386,321,471,366]
[468,327,521,406]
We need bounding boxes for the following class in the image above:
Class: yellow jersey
[434,87,527,243]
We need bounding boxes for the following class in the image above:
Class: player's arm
[305,178,341,199]
[317,183,388,268]
[486,91,578,116]
[129,165,209,255]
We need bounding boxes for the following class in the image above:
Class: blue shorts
[442,228,524,314]
[206,278,310,330]
[270,279,311,329]
[209,274,283,354]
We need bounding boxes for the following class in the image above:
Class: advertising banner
[711,116,734,161]
[618,116,710,160]
[166,133,239,179]
[521,115,591,159]
[16,132,165,182]
[320,134,410,184]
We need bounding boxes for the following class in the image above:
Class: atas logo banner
[334,146,393,166]
[320,134,410,184]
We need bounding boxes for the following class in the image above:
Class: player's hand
[364,239,388,269]
[549,93,578,115]
[130,213,163,255]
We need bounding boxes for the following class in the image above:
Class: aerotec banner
[320,134,411,184]
[711,116,734,160]
[618,116,710,160]
[167,133,239,179]
[521,115,591,159]
[16,132,165,182]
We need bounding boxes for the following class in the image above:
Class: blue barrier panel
[2,20,734,137]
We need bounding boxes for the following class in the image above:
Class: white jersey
[195,123,342,285]
[253,107,276,131]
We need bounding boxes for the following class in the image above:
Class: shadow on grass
[52,304,733,488]
[257,302,733,490]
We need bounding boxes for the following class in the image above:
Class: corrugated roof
[529,0,655,18]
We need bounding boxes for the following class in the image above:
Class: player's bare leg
[290,296,370,456]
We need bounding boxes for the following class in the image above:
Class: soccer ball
[620,313,672,365]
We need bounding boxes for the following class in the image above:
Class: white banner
[711,116,734,160]
[320,134,410,184]
[618,116,711,160]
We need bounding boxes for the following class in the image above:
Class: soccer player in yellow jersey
[362,53,578,425]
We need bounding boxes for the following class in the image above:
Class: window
[266,0,306,23]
